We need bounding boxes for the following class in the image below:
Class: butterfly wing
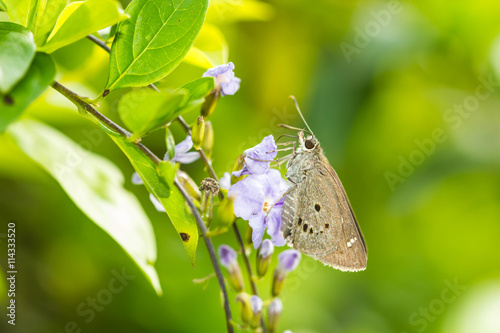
[281,161,367,271]
[282,164,343,255]
[312,162,367,271]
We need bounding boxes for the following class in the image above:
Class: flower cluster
[218,244,301,332]
[227,135,289,248]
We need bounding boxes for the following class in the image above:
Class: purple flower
[268,298,283,331]
[218,244,245,292]
[219,171,231,190]
[203,62,241,96]
[272,250,301,296]
[250,295,263,315]
[164,135,200,164]
[132,135,199,188]
[259,239,274,259]
[277,249,301,273]
[268,298,283,317]
[232,135,277,177]
[256,238,274,277]
[228,169,288,248]
[218,244,237,268]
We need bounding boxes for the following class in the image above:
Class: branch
[174,179,233,333]
[51,80,234,333]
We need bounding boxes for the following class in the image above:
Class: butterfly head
[298,131,320,152]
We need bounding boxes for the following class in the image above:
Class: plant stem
[86,34,110,52]
[175,179,234,333]
[176,116,261,293]
[51,80,234,333]
[176,105,267,332]
[87,33,263,331]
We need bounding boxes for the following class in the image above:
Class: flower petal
[218,244,237,268]
[266,207,286,247]
[219,172,231,190]
[277,249,301,272]
[174,152,200,164]
[131,172,143,185]
[228,176,264,220]
[149,193,166,212]
[249,213,266,249]
[175,135,194,154]
[203,62,235,78]
[220,76,241,96]
[244,135,277,175]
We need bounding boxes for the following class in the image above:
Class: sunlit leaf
[175,77,215,114]
[0,52,55,132]
[184,24,228,68]
[104,0,209,92]
[109,134,199,265]
[8,119,163,295]
[0,22,36,93]
[118,89,188,140]
[32,0,68,46]
[2,0,36,28]
[207,0,274,23]
[39,0,128,54]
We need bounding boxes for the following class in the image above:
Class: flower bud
[201,88,220,117]
[250,295,263,328]
[272,249,301,297]
[165,128,176,161]
[256,239,274,277]
[176,170,201,201]
[200,178,219,227]
[218,245,245,292]
[235,294,262,328]
[202,120,214,158]
[267,298,283,333]
[217,196,235,228]
[192,116,205,150]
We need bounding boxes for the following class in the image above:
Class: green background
[1,0,500,332]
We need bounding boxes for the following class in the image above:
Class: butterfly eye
[305,140,314,149]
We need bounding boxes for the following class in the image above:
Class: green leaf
[108,134,199,265]
[0,52,55,132]
[105,0,209,92]
[8,119,163,295]
[2,0,36,27]
[118,89,188,140]
[39,0,128,54]
[176,77,215,114]
[32,0,68,46]
[0,1,6,11]
[0,22,36,93]
[184,24,228,69]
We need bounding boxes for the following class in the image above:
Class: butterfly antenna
[289,95,314,136]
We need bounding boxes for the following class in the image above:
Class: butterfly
[277,97,367,271]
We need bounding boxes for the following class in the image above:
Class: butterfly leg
[275,134,298,143]
[270,154,293,169]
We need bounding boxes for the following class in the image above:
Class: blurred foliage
[1,0,500,333]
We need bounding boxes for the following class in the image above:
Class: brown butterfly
[277,97,367,271]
